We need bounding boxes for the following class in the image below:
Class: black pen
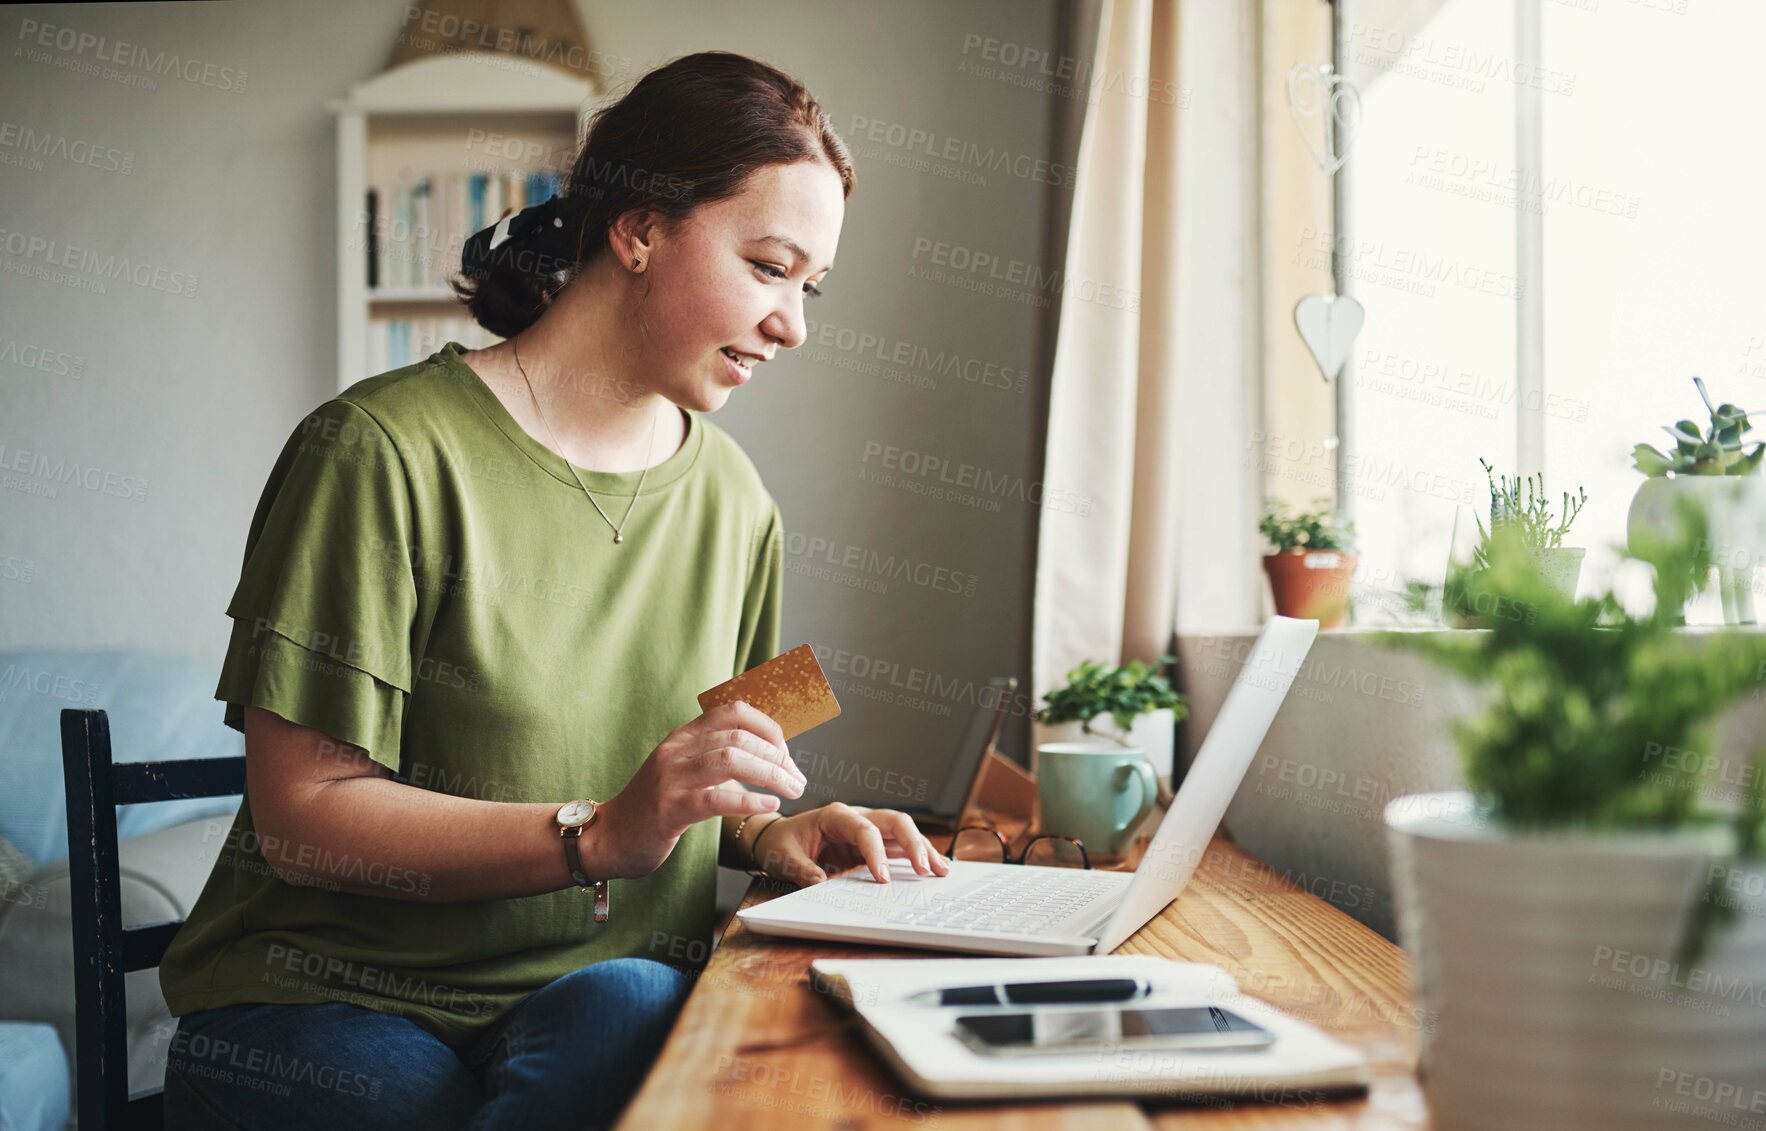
[906,977,1152,1007]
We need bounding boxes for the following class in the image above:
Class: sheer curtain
[1030,0,1261,760]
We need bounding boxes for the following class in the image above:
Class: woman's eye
[754,261,823,298]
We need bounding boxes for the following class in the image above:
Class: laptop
[737,616,1319,957]
[788,676,1018,835]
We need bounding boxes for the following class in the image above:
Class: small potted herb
[1445,460,1586,624]
[1259,499,1357,628]
[1377,505,1766,1127]
[1035,656,1186,788]
[1628,376,1766,624]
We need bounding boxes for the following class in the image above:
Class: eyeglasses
[944,824,1092,870]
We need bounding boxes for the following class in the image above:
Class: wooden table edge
[618,834,1427,1130]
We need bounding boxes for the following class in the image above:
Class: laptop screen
[776,675,1015,818]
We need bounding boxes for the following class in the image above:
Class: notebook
[808,954,1369,1103]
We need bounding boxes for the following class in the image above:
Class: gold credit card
[697,643,842,740]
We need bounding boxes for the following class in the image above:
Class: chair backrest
[60,707,245,1131]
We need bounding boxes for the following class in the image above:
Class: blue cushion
[0,649,242,870]
[0,1022,70,1131]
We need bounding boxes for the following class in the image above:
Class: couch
[0,649,242,1131]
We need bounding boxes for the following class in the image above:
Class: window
[1338,0,1517,621]
[1308,0,1760,623]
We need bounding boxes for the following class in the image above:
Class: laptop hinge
[1071,895,1125,943]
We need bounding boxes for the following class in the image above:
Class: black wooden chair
[60,707,245,1130]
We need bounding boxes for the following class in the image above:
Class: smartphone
[954,1006,1276,1057]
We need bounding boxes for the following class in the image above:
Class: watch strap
[559,806,610,923]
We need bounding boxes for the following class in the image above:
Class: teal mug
[1036,743,1159,858]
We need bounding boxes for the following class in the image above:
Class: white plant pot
[1628,475,1766,624]
[1526,545,1585,599]
[1385,791,1766,1131]
[1039,707,1175,790]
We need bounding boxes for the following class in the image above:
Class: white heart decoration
[1286,62,1362,175]
[1294,293,1365,383]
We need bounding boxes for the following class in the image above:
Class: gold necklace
[512,339,658,545]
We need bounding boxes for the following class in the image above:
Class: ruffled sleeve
[213,398,419,773]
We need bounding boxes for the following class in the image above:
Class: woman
[159,50,951,1130]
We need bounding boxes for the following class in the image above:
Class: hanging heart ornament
[1294,293,1365,383]
[1286,62,1362,175]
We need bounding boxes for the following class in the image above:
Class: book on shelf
[366,188,379,290]
[367,315,498,379]
[365,168,565,293]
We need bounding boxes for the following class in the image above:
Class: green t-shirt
[159,340,783,1045]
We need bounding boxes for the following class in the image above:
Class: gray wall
[1179,628,1766,942]
[1,0,1091,798]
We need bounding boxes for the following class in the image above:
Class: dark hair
[450,51,856,339]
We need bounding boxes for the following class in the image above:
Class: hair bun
[460,194,576,276]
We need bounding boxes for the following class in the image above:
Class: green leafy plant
[1473,458,1587,562]
[1632,376,1766,477]
[1437,461,1588,625]
[1035,655,1187,742]
[1378,500,1766,964]
[1259,498,1355,554]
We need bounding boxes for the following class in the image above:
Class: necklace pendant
[613,532,623,544]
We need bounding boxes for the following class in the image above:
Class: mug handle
[1121,759,1158,838]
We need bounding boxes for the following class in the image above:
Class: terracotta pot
[1261,550,1356,627]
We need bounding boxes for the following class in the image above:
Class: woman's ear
[609,208,664,273]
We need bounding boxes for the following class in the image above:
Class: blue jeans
[162,957,692,1130]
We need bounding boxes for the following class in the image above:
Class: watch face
[557,799,595,827]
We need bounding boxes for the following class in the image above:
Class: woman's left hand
[751,802,953,886]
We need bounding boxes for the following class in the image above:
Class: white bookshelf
[329,52,606,391]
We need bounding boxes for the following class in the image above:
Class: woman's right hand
[590,700,805,879]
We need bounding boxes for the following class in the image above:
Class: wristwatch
[556,799,610,922]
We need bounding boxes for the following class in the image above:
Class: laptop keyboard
[877,869,1122,935]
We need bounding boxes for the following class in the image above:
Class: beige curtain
[1031,0,1261,751]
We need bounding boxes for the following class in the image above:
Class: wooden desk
[619,836,1427,1129]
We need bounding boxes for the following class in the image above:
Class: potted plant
[1479,458,1587,595]
[1631,376,1765,478]
[1259,498,1357,628]
[1440,461,1586,626]
[1035,656,1186,789]
[1377,509,1766,1130]
[1628,376,1766,624]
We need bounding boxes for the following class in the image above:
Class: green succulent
[1474,458,1587,559]
[1439,461,1588,626]
[1632,376,1766,477]
[1259,498,1355,553]
[1035,655,1187,742]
